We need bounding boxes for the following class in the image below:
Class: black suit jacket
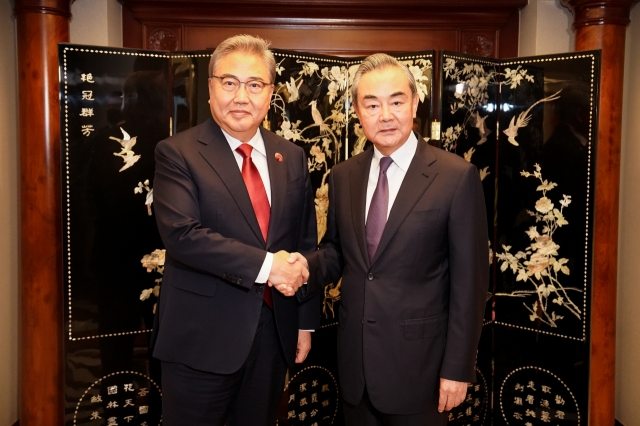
[307,139,489,414]
[151,118,319,373]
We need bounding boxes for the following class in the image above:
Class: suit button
[367,273,374,281]
[237,278,242,285]
[256,285,264,295]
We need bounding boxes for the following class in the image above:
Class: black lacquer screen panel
[60,43,598,426]
[439,51,600,426]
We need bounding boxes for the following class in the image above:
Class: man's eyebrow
[389,91,408,98]
[362,94,379,101]
[215,73,268,82]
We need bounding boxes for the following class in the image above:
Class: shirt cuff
[255,252,274,284]
[299,330,315,332]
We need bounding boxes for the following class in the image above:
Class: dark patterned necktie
[236,143,272,307]
[366,156,394,263]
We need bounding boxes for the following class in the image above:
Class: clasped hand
[267,251,309,297]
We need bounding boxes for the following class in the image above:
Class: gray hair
[350,53,417,106]
[208,34,276,83]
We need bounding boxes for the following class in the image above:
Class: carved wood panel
[121,0,526,57]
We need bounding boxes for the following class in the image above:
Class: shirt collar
[372,131,418,173]
[221,128,267,158]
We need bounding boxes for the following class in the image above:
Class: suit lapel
[262,129,286,250]
[197,119,265,246]
[350,148,374,268]
[370,141,439,265]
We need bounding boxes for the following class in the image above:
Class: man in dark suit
[151,35,319,426]
[299,54,489,425]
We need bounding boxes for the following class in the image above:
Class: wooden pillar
[560,1,638,425]
[13,1,71,425]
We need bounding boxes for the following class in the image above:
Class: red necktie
[236,143,272,307]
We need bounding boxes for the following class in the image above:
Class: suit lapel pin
[275,153,283,162]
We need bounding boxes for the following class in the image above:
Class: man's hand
[287,252,308,269]
[438,378,468,412]
[295,330,312,363]
[267,250,309,297]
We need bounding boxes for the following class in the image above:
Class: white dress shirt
[365,132,418,222]
[221,128,273,284]
[222,129,313,332]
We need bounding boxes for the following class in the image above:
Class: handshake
[267,250,309,297]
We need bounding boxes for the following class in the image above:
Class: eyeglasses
[210,75,273,95]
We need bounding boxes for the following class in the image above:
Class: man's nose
[234,84,250,103]
[379,103,392,121]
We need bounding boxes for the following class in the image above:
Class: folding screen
[60,43,598,425]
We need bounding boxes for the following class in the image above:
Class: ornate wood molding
[561,0,640,28]
[560,1,638,426]
[14,0,70,425]
[121,0,527,27]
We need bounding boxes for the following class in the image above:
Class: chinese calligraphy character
[466,393,473,402]
[310,409,318,417]
[321,384,329,392]
[312,380,318,387]
[540,399,550,408]
[107,417,118,426]
[473,415,480,421]
[448,413,454,421]
[138,388,149,397]
[124,384,134,392]
[140,423,148,426]
[527,381,536,391]
[123,416,134,423]
[300,397,308,407]
[474,398,481,407]
[514,412,523,420]
[311,393,318,403]
[515,383,525,392]
[298,412,307,421]
[124,399,134,408]
[289,394,295,403]
[525,423,533,426]
[555,395,565,405]
[79,108,94,117]
[287,410,296,419]
[465,407,472,416]
[90,395,102,403]
[474,385,480,392]
[300,383,307,392]
[540,411,551,422]
[80,73,95,83]
[514,397,523,406]
[322,400,329,407]
[107,385,118,395]
[525,409,536,418]
[82,90,94,100]
[90,412,102,420]
[541,385,552,394]
[526,395,534,405]
[556,410,565,419]
[139,406,149,415]
[106,401,119,409]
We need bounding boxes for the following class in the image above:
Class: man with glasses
[151,34,319,426]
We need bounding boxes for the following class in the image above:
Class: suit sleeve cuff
[299,330,315,332]
[255,252,273,284]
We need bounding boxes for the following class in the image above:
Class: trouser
[161,304,288,426]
